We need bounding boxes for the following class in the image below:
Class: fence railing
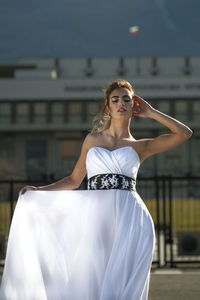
[0,176,200,267]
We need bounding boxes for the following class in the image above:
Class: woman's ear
[105,105,110,115]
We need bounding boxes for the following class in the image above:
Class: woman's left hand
[133,95,155,118]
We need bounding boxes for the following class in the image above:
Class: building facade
[0,56,199,181]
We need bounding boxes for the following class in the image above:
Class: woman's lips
[118,108,127,112]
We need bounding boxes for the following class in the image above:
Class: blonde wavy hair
[91,79,135,133]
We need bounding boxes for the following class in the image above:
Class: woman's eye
[124,98,131,102]
[112,99,118,103]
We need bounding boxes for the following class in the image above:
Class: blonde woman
[0,80,192,300]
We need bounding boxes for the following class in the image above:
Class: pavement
[149,269,200,300]
[1,265,200,299]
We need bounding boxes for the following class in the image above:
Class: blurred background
[0,0,200,270]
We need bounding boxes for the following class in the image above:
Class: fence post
[162,177,167,266]
[155,176,161,267]
[168,176,175,267]
[9,180,14,225]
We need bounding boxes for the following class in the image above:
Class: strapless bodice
[86,146,140,180]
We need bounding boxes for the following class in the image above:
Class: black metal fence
[0,176,200,267]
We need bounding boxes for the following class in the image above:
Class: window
[88,102,99,115]
[193,100,200,121]
[69,102,82,115]
[158,101,169,114]
[62,140,78,158]
[58,139,80,176]
[0,103,11,123]
[26,140,47,179]
[175,100,187,120]
[17,103,29,123]
[52,103,63,123]
[34,103,46,123]
[68,102,82,122]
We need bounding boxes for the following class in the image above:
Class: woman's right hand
[19,185,38,195]
[133,95,154,118]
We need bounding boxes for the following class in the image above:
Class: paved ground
[149,269,200,300]
[1,266,200,299]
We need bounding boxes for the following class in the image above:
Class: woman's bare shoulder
[130,138,155,163]
[83,132,103,150]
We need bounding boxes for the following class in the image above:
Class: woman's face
[106,87,134,119]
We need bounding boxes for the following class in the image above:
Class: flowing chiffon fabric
[0,146,155,300]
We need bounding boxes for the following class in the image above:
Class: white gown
[0,146,155,300]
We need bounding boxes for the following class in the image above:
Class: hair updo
[91,79,135,134]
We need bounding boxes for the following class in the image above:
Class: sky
[0,0,200,63]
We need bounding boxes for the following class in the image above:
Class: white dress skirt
[0,146,155,300]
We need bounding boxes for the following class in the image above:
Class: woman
[0,79,192,300]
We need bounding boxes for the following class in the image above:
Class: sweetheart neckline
[87,146,140,164]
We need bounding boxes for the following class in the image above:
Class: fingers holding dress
[19,185,38,195]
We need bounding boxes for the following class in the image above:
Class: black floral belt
[87,173,136,191]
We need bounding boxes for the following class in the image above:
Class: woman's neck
[106,119,131,139]
[103,120,133,147]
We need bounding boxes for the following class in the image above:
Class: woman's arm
[133,95,193,161]
[19,134,92,195]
